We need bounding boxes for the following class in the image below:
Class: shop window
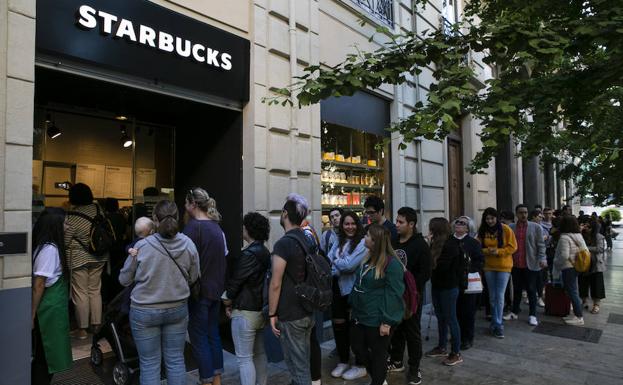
[321,121,391,228]
[33,107,174,223]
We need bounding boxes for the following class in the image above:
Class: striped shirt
[65,203,108,269]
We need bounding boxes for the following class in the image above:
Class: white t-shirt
[33,244,63,287]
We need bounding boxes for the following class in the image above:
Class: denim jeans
[231,312,267,385]
[561,268,583,318]
[130,304,188,385]
[278,316,314,385]
[484,271,511,333]
[189,298,224,383]
[511,267,539,316]
[432,287,461,354]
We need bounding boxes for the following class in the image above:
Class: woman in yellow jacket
[477,207,517,339]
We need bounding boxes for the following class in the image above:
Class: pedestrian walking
[268,194,316,385]
[327,211,368,381]
[387,207,432,385]
[31,208,73,385]
[119,200,200,385]
[184,188,228,385]
[350,224,405,385]
[477,208,517,339]
[425,218,464,366]
[553,215,587,326]
[224,212,271,385]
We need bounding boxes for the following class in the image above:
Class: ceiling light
[47,124,62,139]
[116,115,128,121]
[120,125,133,148]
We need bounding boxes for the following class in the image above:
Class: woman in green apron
[32,208,73,384]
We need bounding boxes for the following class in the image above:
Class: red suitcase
[544,283,571,316]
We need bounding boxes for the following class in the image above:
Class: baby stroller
[90,286,138,385]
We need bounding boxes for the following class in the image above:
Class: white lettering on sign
[75,4,234,71]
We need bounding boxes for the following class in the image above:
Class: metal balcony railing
[350,0,394,27]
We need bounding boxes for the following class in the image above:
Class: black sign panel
[36,0,250,103]
[0,233,28,256]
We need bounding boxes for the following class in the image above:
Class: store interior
[34,66,243,266]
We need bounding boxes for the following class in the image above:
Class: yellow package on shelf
[367,160,377,167]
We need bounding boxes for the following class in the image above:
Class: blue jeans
[432,287,461,354]
[278,316,314,385]
[561,268,583,318]
[485,271,511,333]
[130,304,188,385]
[231,313,267,385]
[189,298,224,383]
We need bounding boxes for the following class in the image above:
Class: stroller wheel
[90,346,103,366]
[113,362,131,385]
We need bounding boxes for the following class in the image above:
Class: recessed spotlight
[120,125,133,148]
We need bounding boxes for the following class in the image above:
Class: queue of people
[31,184,610,385]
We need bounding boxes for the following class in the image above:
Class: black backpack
[69,204,116,257]
[285,233,333,313]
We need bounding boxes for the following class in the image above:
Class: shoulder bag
[153,237,201,301]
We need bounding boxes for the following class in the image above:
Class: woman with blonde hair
[350,224,405,385]
[184,187,228,385]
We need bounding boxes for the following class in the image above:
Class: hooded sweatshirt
[119,232,200,308]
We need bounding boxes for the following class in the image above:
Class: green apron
[36,275,72,373]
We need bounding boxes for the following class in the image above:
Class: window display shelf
[321,204,364,211]
[321,181,382,191]
[321,160,383,172]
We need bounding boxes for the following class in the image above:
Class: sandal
[591,305,600,314]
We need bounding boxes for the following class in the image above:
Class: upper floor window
[350,0,394,28]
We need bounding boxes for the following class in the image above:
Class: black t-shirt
[393,233,432,294]
[272,228,310,321]
[383,219,399,243]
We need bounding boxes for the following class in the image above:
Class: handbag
[464,272,483,294]
[153,237,201,301]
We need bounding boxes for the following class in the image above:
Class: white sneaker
[331,363,349,378]
[537,298,545,308]
[342,366,368,380]
[529,316,538,326]
[312,381,321,385]
[562,314,575,321]
[564,316,585,326]
[503,312,518,321]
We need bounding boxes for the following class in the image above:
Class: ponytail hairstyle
[186,187,222,222]
[153,200,179,239]
[429,217,451,269]
[32,208,68,278]
[366,224,396,279]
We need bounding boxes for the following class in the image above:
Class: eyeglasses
[365,210,378,215]
[455,220,468,226]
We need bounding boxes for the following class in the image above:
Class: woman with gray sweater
[119,200,200,385]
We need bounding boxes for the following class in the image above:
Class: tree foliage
[266,0,623,205]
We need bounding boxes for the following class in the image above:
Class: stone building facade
[0,0,505,382]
